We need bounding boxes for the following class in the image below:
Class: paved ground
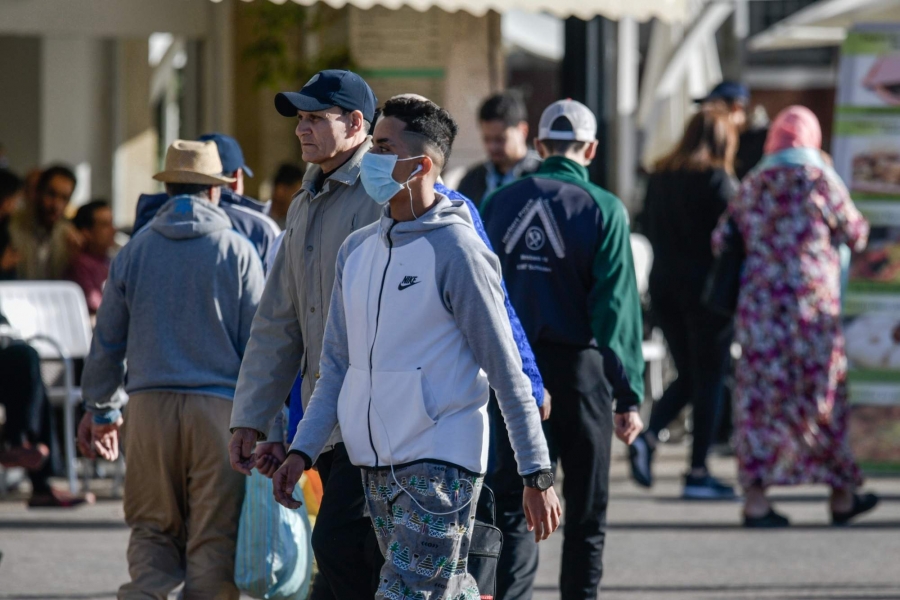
[1,442,898,600]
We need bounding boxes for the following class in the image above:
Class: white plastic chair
[0,281,92,493]
[630,234,667,401]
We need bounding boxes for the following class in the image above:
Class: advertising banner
[833,25,900,467]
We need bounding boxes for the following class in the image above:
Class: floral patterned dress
[713,165,869,490]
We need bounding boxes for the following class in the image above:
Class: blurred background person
[67,200,115,316]
[9,164,80,280]
[630,110,738,500]
[696,81,768,180]
[269,163,305,229]
[712,106,877,528]
[458,91,541,207]
[0,169,24,220]
[0,218,93,508]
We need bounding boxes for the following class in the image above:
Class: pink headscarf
[764,105,822,155]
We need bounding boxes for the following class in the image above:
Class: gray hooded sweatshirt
[82,195,265,422]
[290,194,551,476]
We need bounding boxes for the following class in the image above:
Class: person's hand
[272,453,306,509]
[255,442,287,478]
[77,413,94,458]
[523,486,562,542]
[614,411,644,445]
[228,428,259,476]
[91,418,123,461]
[539,389,552,421]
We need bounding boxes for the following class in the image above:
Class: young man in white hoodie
[273,97,560,599]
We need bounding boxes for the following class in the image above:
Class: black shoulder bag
[468,484,503,599]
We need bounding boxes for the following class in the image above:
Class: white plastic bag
[235,470,312,600]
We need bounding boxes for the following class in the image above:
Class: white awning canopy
[218,0,689,23]
[748,0,900,51]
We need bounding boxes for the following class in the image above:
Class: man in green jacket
[481,99,644,600]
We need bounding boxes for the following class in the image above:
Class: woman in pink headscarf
[712,106,879,527]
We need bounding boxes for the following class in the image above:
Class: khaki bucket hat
[153,140,237,186]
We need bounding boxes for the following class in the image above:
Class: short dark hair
[37,164,77,196]
[166,183,214,199]
[273,163,305,187]
[72,200,110,231]
[0,169,23,202]
[381,97,459,169]
[479,92,528,128]
[540,139,588,156]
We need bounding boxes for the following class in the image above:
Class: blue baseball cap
[197,133,253,178]
[275,70,377,123]
[695,81,750,105]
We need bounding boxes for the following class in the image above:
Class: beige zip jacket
[230,140,382,444]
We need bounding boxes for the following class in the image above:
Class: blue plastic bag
[235,470,312,600]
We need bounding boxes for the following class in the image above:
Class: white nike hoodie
[290,194,551,476]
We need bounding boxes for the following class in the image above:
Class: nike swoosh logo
[398,281,421,291]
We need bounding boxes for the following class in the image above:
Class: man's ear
[230,169,243,193]
[418,155,435,178]
[534,138,549,159]
[348,110,365,135]
[584,141,599,163]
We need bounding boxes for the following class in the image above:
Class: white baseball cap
[538,99,597,143]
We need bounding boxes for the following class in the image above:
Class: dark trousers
[647,290,732,471]
[488,344,613,600]
[308,443,383,600]
[0,341,59,493]
[487,394,539,600]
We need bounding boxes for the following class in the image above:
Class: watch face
[537,473,553,490]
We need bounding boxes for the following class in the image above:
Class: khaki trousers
[118,392,245,600]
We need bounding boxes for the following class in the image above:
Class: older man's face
[294,107,355,165]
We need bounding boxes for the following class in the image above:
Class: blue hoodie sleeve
[82,253,131,424]
[437,183,544,407]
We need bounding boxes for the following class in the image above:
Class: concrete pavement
[1,442,898,599]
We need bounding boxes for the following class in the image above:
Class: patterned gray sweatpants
[363,462,483,600]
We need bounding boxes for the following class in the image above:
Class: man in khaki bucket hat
[154,139,236,188]
[79,139,265,599]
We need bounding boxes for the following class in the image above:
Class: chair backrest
[630,233,654,297]
[0,281,92,360]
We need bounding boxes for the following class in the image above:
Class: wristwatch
[523,470,554,491]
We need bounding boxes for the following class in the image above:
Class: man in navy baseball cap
[231,68,384,600]
[273,70,377,171]
[198,133,254,194]
[275,69,376,123]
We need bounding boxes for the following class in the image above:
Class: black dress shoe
[832,493,879,526]
[743,508,790,528]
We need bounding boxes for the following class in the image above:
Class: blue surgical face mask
[360,152,424,206]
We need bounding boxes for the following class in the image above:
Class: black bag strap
[475,484,497,526]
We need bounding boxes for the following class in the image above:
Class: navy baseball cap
[275,70,377,123]
[197,133,254,178]
[695,81,750,105]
